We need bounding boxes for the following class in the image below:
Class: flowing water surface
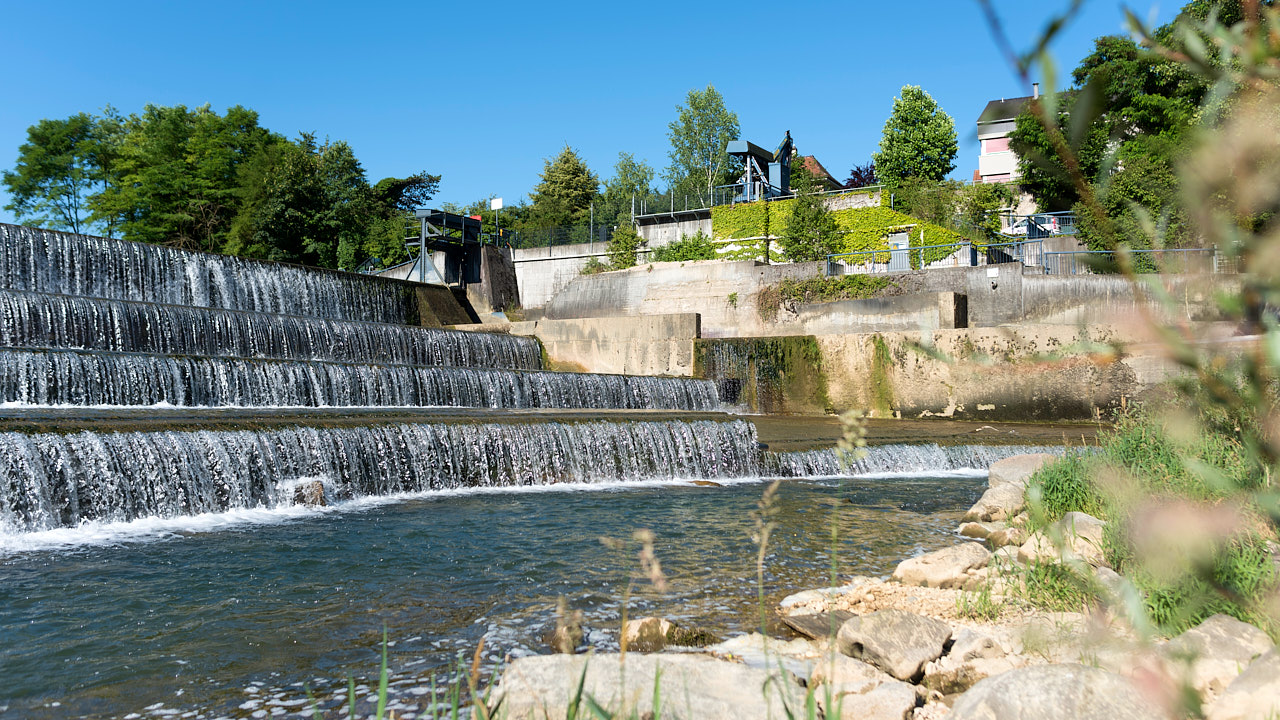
[0,471,983,719]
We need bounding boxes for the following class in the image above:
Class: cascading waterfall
[0,224,418,324]
[0,419,762,532]
[0,348,720,410]
[0,288,541,369]
[769,443,1068,476]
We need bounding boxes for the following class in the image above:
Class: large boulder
[707,633,822,679]
[959,521,1002,540]
[987,453,1058,488]
[491,653,804,720]
[1018,512,1108,567]
[949,664,1163,720]
[1206,649,1280,720]
[892,542,990,589]
[1165,614,1275,703]
[986,526,1028,549]
[962,483,1026,523]
[835,609,953,681]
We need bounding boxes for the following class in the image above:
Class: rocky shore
[489,454,1280,719]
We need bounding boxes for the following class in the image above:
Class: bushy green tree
[872,86,958,186]
[606,224,642,269]
[90,104,279,252]
[599,152,654,228]
[651,230,718,262]
[526,146,599,229]
[3,113,105,234]
[665,85,740,203]
[226,134,370,268]
[779,188,840,262]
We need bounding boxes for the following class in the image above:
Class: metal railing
[1042,248,1232,275]
[825,239,1044,276]
[993,210,1078,237]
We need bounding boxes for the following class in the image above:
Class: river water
[0,470,983,719]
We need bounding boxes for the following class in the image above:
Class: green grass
[1020,407,1278,636]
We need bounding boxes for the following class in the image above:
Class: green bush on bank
[1021,407,1277,636]
[755,275,894,323]
[650,230,718,262]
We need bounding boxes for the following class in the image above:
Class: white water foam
[0,467,989,556]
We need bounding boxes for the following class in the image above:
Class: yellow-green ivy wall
[709,194,968,262]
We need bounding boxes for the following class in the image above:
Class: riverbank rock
[1018,512,1108,567]
[1163,614,1274,703]
[621,617,671,652]
[987,453,1058,488]
[782,610,854,640]
[949,664,1163,720]
[836,609,953,681]
[708,633,822,679]
[492,653,804,720]
[986,526,1027,549]
[1206,649,1280,720]
[921,627,1028,695]
[962,483,1025,523]
[810,654,898,695]
[958,522,1002,540]
[821,678,917,720]
[892,543,990,589]
[292,480,327,507]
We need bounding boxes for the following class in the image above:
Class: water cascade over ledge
[0,348,720,410]
[0,224,420,323]
[0,419,763,532]
[0,288,541,369]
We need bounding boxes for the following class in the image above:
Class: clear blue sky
[0,1,1178,224]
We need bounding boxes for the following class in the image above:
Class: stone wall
[508,313,701,377]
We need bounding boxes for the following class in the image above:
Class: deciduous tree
[664,85,740,204]
[872,86,958,186]
[3,113,103,234]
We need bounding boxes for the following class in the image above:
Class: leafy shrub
[651,230,717,262]
[606,225,642,269]
[755,275,893,323]
[579,257,607,275]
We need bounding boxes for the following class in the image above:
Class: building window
[982,137,1011,154]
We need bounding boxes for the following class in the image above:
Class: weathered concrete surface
[465,245,521,315]
[815,325,1155,420]
[509,313,701,377]
[797,292,966,335]
[491,653,804,720]
[512,241,656,310]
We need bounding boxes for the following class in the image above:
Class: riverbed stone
[836,609,953,681]
[1205,649,1280,720]
[708,632,821,679]
[1017,512,1107,567]
[987,453,1058,489]
[1163,614,1274,702]
[959,522,1001,540]
[892,543,990,589]
[949,664,1162,720]
[962,483,1026,523]
[621,617,671,652]
[292,480,327,507]
[820,678,918,720]
[492,653,804,720]
[922,627,1028,695]
[986,526,1027,549]
[810,654,898,695]
[782,611,854,640]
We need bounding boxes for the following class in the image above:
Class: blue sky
[0,1,1178,224]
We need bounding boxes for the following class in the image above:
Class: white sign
[987,267,1000,278]
[490,197,503,210]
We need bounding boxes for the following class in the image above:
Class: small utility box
[888,232,911,272]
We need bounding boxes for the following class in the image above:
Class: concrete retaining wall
[509,313,701,377]
[541,256,1234,332]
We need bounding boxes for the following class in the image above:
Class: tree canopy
[4,104,438,270]
[526,146,599,230]
[1008,6,1214,248]
[872,86,958,186]
[665,85,740,204]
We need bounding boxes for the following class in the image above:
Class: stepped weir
[0,225,742,533]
